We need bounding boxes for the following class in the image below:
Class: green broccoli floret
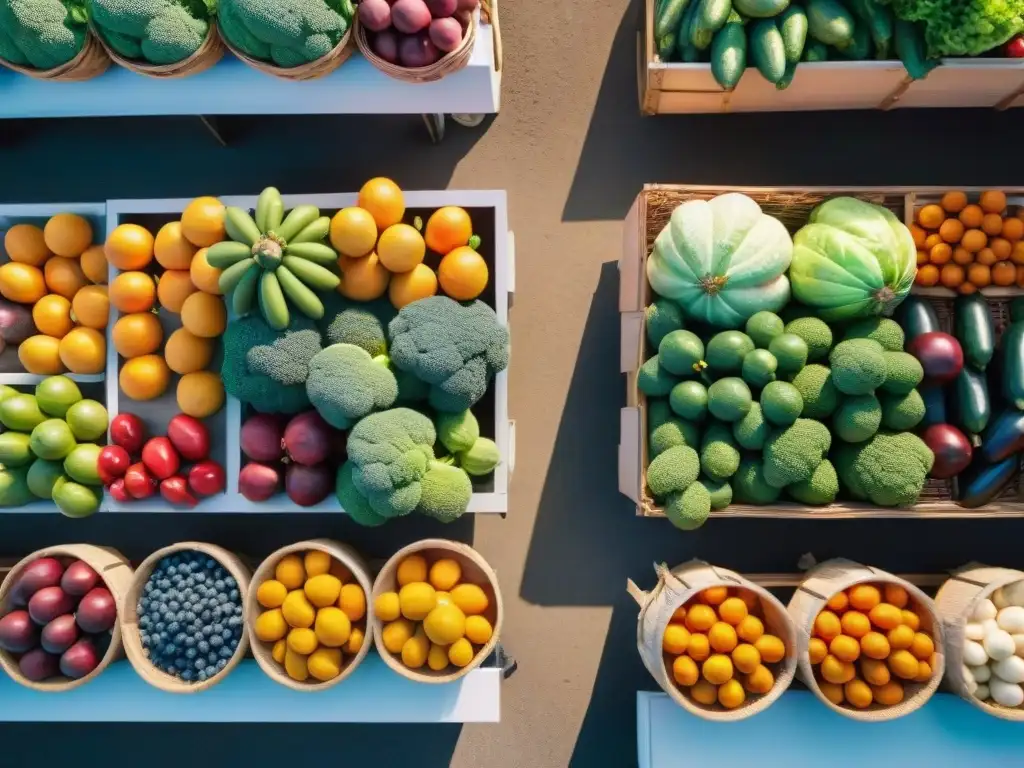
[217,0,271,57]
[733,402,769,450]
[791,364,840,419]
[648,399,672,432]
[459,437,499,476]
[829,339,886,395]
[699,476,732,510]
[638,355,679,397]
[732,459,780,504]
[647,445,700,498]
[664,482,711,530]
[437,410,480,454]
[844,318,904,352]
[834,431,934,507]
[700,423,740,482]
[217,0,347,64]
[833,394,881,443]
[761,381,804,426]
[763,418,831,488]
[318,293,395,357]
[306,343,398,429]
[880,389,925,431]
[784,317,833,361]
[0,24,29,64]
[335,461,387,527]
[91,0,210,65]
[395,366,430,405]
[649,417,699,457]
[103,28,143,57]
[0,0,86,69]
[646,297,684,347]
[223,313,322,414]
[140,4,207,63]
[787,459,838,505]
[389,297,510,413]
[880,351,924,395]
[417,462,473,523]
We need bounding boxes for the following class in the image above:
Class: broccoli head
[763,418,831,488]
[700,423,740,481]
[459,437,500,476]
[91,0,210,66]
[306,343,398,429]
[223,313,322,414]
[733,402,769,450]
[834,431,934,507]
[791,364,840,419]
[217,0,347,64]
[732,459,780,504]
[335,461,387,527]
[833,394,881,443]
[638,355,679,397]
[646,445,700,499]
[699,476,732,510]
[784,317,832,361]
[318,293,396,357]
[417,462,473,523]
[880,389,925,431]
[646,297,685,348]
[881,351,924,395]
[0,0,87,69]
[843,317,905,353]
[830,339,887,395]
[649,417,699,457]
[787,459,838,505]
[664,482,711,531]
[437,410,480,454]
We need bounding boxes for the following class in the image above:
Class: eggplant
[895,296,940,345]
[922,423,973,479]
[953,367,990,436]
[1002,320,1024,410]
[955,294,995,372]
[920,386,948,427]
[958,455,1018,509]
[981,407,1024,463]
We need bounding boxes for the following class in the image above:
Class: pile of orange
[329,178,490,309]
[105,197,227,417]
[913,190,1024,293]
[662,586,787,710]
[1,213,108,376]
[810,581,937,710]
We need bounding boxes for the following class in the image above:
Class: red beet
[399,32,440,67]
[285,463,333,507]
[240,414,285,463]
[10,557,63,605]
[97,445,131,486]
[108,478,131,503]
[923,424,973,479]
[166,414,210,461]
[429,17,463,51]
[359,0,392,31]
[392,0,431,32]
[124,462,157,499]
[142,437,180,480]
[239,462,281,502]
[283,411,333,466]
[425,0,456,16]
[19,648,59,682]
[907,332,964,386]
[60,637,100,679]
[41,614,79,654]
[0,610,38,653]
[110,413,146,455]
[373,30,400,63]
[28,586,75,626]
[76,587,117,633]
[61,560,99,597]
[188,460,225,497]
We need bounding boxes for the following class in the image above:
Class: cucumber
[697,0,732,33]
[255,187,282,233]
[802,40,828,61]
[285,241,342,267]
[282,255,342,292]
[690,13,714,50]
[677,0,701,61]
[206,240,252,269]
[894,18,935,79]
[847,0,893,59]
[290,216,332,245]
[775,60,796,90]
[217,257,257,295]
[259,271,290,330]
[894,295,940,343]
[275,265,325,320]
[338,0,355,22]
[953,367,990,436]
[277,205,320,243]
[658,30,679,60]
[981,408,1024,463]
[710,14,747,90]
[955,293,995,371]
[1001,319,1024,409]
[958,456,1018,509]
[777,4,807,63]
[837,22,871,60]
[224,207,261,246]
[806,0,854,48]
[749,19,786,84]
[733,0,788,17]
[231,262,260,316]
[657,0,690,39]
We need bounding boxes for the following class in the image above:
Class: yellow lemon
[281,590,315,629]
[869,602,904,631]
[662,624,690,655]
[450,583,488,616]
[423,604,467,645]
[346,626,364,655]
[672,655,699,686]
[381,619,416,654]
[736,615,764,644]
[308,648,343,682]
[709,622,737,653]
[447,637,475,668]
[314,606,352,648]
[684,604,717,633]
[690,680,717,705]
[731,643,761,674]
[287,627,319,655]
[255,609,288,642]
[399,582,437,621]
[374,591,401,622]
[702,654,734,685]
[888,649,920,680]
[429,558,462,591]
[845,679,873,709]
[428,642,450,671]
[718,679,746,709]
[754,634,785,663]
[465,615,493,645]
[304,551,332,577]
[744,664,774,695]
[396,555,428,586]
[304,574,342,608]
[402,628,430,669]
[257,580,288,609]
[435,591,454,608]
[718,597,748,626]
[284,648,308,682]
[275,554,305,590]
[338,583,366,622]
[271,639,287,664]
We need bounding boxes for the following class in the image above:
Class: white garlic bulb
[994,656,1024,684]
[976,684,990,702]
[990,677,1024,708]
[998,606,1024,634]
[966,622,985,641]
[970,664,991,683]
[964,639,989,666]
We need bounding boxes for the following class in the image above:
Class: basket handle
[626,579,647,607]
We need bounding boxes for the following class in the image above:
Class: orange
[32,294,74,338]
[873,680,904,706]
[18,335,63,374]
[960,282,979,295]
[736,615,764,644]
[438,246,489,300]
[820,655,855,685]
[164,328,214,374]
[818,681,844,706]
[753,634,785,663]
[338,253,390,301]
[827,592,849,613]
[938,218,964,244]
[980,190,1007,214]
[829,635,860,663]
[961,229,987,253]
[928,243,951,265]
[389,263,437,309]
[909,632,934,661]
[329,207,378,258]
[882,585,908,610]
[983,213,1004,236]
[910,224,926,248]
[916,205,944,229]
[814,611,841,641]
[887,624,915,651]
[109,271,156,313]
[43,256,88,300]
[58,327,106,374]
[120,354,170,401]
[808,637,827,665]
[959,204,985,228]
[940,264,965,289]
[844,679,873,709]
[189,248,222,294]
[861,658,890,686]
[953,247,973,265]
[1013,241,1024,265]
[690,679,717,705]
[672,655,699,687]
[358,178,405,230]
[1002,217,1024,241]
[923,233,943,250]
[425,206,473,254]
[43,213,92,258]
[914,661,933,682]
[71,285,109,329]
[177,371,224,418]
[917,250,929,266]
[732,643,760,674]
[717,597,748,626]
[700,587,729,605]
[79,245,108,284]
[180,291,226,338]
[708,622,738,653]
[157,270,198,313]
[941,191,968,213]
[180,197,226,247]
[993,261,1017,286]
[154,221,197,270]
[888,649,919,680]
[860,631,891,660]
[848,584,881,611]
[901,610,920,631]
[0,262,46,304]
[976,248,997,267]
[663,624,690,655]
[840,611,870,639]
[869,603,903,631]
[915,265,939,287]
[685,604,717,633]
[967,263,991,287]
[687,633,710,661]
[105,224,154,271]
[377,224,425,273]
[4,223,51,265]
[112,313,163,358]
[744,664,774,695]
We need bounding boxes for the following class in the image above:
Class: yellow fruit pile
[374,553,495,673]
[662,586,786,710]
[105,198,227,417]
[253,550,367,684]
[329,179,488,309]
[810,582,936,709]
[2,213,108,376]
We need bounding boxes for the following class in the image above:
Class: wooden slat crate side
[895,61,1024,109]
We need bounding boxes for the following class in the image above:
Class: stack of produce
[105,197,227,419]
[642,193,932,529]
[960,583,1024,709]
[358,0,479,68]
[252,550,367,683]
[0,0,91,71]
[90,0,214,65]
[809,582,936,709]
[373,553,495,674]
[1,213,108,376]
[662,586,787,710]
[878,0,1024,59]
[911,191,1024,292]
[0,557,117,682]
[0,376,107,517]
[218,0,354,68]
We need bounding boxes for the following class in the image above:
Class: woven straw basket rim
[90,22,224,79]
[354,11,478,83]
[0,29,110,81]
[219,25,354,81]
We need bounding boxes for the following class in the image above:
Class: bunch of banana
[206,187,341,330]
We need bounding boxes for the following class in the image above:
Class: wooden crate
[619,184,1024,520]
[894,60,1024,110]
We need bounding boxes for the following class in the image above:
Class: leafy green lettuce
[880,0,1024,58]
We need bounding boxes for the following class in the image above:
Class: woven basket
[355,10,478,83]
[246,539,375,691]
[935,564,1024,721]
[91,23,224,79]
[220,26,354,81]
[0,545,133,692]
[627,560,797,721]
[372,539,502,684]
[788,558,945,721]
[121,542,251,694]
[0,30,110,81]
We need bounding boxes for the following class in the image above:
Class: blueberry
[197,671,208,682]
[220,646,233,659]
[194,658,206,671]
[139,615,151,628]
[213,579,225,591]
[202,625,213,637]
[225,575,236,588]
[182,669,193,682]
[183,635,195,648]
[164,643,177,656]
[227,616,241,629]
[155,621,166,632]
[210,635,223,648]
[144,582,154,594]
[195,573,206,584]
[229,589,240,602]
[185,647,197,659]
[201,610,212,622]
[222,629,233,641]
[205,559,215,569]
[198,640,210,654]
[205,665,217,678]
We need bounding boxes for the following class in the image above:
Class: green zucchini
[954,293,995,371]
[777,5,807,63]
[697,0,732,33]
[802,40,828,61]
[657,0,690,39]
[710,13,747,90]
[1001,319,1024,409]
[749,19,786,84]
[958,456,1018,509]
[677,0,702,61]
[837,22,871,60]
[776,60,797,90]
[690,10,715,50]
[981,408,1024,463]
[847,0,893,59]
[733,0,789,18]
[658,31,679,60]
[806,0,854,49]
[894,295,940,343]
[894,19,935,80]
[953,367,990,436]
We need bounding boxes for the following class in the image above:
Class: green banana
[275,264,325,320]
[259,271,289,330]
[218,257,257,295]
[281,256,341,291]
[206,241,252,269]
[255,187,283,232]
[232,264,260,316]
[284,242,340,267]
[276,205,320,242]
[290,216,331,245]
[225,207,261,246]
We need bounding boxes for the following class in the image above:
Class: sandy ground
[6,0,1024,764]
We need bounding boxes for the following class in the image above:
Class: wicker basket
[935,564,1024,721]
[627,560,797,721]
[91,23,224,79]
[0,30,110,81]
[121,542,251,694]
[355,8,480,83]
[220,26,354,81]
[0,545,133,692]
[246,539,374,691]
[787,558,945,721]
[372,539,502,684]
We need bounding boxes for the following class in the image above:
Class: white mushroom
[994,656,1024,684]
[974,598,998,622]
[970,664,991,683]
[998,606,1024,634]
[989,677,1024,708]
[964,639,989,666]
[966,622,985,641]
[976,684,990,702]
[985,629,1016,661]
